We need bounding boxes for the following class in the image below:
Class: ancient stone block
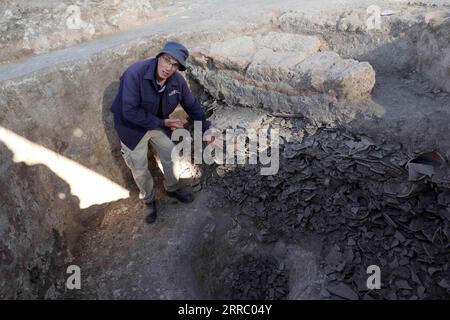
[323,59,376,100]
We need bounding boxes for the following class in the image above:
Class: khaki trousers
[120,129,179,204]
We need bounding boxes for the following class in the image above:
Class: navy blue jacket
[110,58,210,150]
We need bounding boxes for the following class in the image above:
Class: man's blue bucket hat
[157,41,189,71]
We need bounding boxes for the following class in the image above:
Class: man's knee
[154,142,176,163]
[121,152,148,171]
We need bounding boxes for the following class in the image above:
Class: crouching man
[110,41,211,224]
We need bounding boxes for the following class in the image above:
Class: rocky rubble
[207,117,450,300]
[189,32,376,125]
[222,254,289,300]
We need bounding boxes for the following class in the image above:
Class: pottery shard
[327,282,359,300]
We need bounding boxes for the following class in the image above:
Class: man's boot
[167,188,194,203]
[144,201,157,224]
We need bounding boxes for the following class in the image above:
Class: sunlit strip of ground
[0,126,129,209]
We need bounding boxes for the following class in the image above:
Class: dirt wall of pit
[0,36,171,299]
[0,39,155,299]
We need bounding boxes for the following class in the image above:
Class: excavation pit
[1,1,450,300]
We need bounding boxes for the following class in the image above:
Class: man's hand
[164,118,184,129]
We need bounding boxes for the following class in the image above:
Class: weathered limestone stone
[246,49,310,83]
[246,33,322,82]
[254,32,321,52]
[289,51,341,92]
[196,32,322,82]
[207,36,257,71]
[323,59,376,100]
[336,9,368,33]
[190,32,376,124]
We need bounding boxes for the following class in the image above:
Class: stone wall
[190,32,376,125]
[278,5,450,92]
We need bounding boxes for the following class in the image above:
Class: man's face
[156,54,179,82]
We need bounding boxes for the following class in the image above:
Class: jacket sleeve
[121,69,165,129]
[179,77,211,132]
